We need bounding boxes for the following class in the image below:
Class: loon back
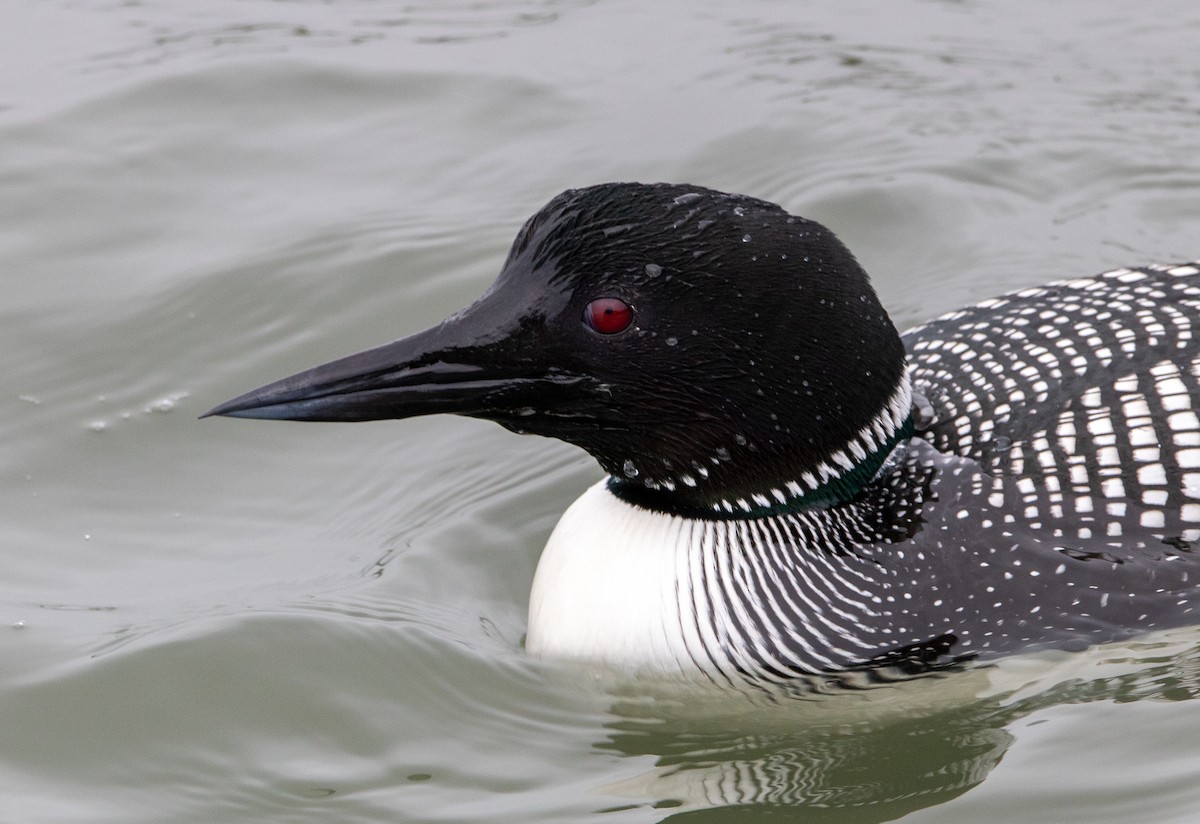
[206,182,1200,681]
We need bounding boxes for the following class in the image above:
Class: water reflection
[593,629,1200,821]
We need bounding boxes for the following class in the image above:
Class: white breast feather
[526,480,699,677]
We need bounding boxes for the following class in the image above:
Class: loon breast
[528,477,923,680]
[527,481,698,676]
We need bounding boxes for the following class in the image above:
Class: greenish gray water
[2,1,1199,821]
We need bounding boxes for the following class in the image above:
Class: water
[2,0,1199,820]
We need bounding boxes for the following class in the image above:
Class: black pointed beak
[202,300,589,424]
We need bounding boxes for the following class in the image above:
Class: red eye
[584,298,634,335]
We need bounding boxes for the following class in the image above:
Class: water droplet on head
[622,459,639,478]
[734,434,748,446]
[644,263,662,278]
[742,234,751,243]
[715,446,731,461]
[665,336,678,347]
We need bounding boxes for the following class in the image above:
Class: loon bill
[206,182,1200,682]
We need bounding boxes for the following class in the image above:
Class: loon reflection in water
[206,182,1200,683]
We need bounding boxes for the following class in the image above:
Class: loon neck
[607,375,915,519]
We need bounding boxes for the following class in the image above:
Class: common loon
[206,182,1200,682]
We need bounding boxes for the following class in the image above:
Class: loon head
[206,182,910,517]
